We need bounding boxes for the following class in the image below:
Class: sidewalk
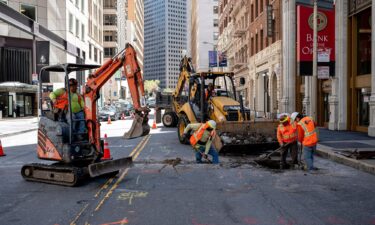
[317,128,375,175]
[0,117,38,138]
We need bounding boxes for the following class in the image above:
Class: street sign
[318,66,330,79]
[318,50,330,62]
[218,52,227,67]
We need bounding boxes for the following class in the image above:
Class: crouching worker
[277,114,298,169]
[182,120,219,164]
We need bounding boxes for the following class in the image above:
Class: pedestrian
[49,78,86,140]
[291,112,318,171]
[182,120,219,164]
[277,113,298,169]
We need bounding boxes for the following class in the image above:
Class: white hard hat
[291,112,299,122]
[207,120,216,129]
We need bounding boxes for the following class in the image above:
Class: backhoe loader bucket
[123,113,150,139]
[88,156,133,177]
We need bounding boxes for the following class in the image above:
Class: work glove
[202,153,208,159]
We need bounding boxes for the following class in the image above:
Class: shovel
[254,142,291,167]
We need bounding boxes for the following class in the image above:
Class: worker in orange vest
[182,120,219,164]
[291,112,319,171]
[205,83,216,100]
[49,78,86,140]
[277,113,298,169]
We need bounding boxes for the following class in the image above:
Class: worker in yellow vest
[182,120,219,164]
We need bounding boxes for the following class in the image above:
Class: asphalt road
[1,119,375,225]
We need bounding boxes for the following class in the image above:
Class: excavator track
[21,163,89,187]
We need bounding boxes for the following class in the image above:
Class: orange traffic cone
[107,115,112,124]
[101,134,112,160]
[152,112,157,129]
[0,139,5,157]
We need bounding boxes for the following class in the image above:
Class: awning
[0,82,38,93]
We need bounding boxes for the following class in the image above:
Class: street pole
[311,0,318,120]
[215,45,219,72]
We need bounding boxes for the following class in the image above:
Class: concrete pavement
[317,128,375,175]
[0,117,38,138]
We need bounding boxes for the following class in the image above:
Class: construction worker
[205,83,216,100]
[291,112,318,171]
[182,120,219,164]
[49,78,86,139]
[277,113,298,169]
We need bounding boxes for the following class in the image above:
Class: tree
[144,80,160,97]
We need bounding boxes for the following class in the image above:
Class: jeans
[195,145,219,164]
[72,111,86,134]
[303,145,316,171]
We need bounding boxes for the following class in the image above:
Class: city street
[1,118,375,225]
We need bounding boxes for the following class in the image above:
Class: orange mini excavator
[21,44,150,186]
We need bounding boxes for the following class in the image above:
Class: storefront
[348,2,372,132]
[0,82,37,118]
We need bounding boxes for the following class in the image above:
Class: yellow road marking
[70,203,89,225]
[70,134,150,224]
[94,135,151,212]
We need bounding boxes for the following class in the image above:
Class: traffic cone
[152,111,157,129]
[0,139,5,157]
[101,134,112,160]
[121,113,125,120]
[107,115,112,124]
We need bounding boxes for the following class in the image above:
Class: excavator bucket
[88,156,133,177]
[123,113,150,139]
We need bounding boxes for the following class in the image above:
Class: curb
[316,144,375,175]
[0,128,38,138]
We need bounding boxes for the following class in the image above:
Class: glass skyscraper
[144,0,187,89]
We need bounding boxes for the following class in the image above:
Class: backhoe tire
[177,114,190,145]
[162,112,176,127]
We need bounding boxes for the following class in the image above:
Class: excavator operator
[205,83,216,100]
[49,78,86,140]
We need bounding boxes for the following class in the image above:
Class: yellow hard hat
[207,120,216,129]
[279,115,289,123]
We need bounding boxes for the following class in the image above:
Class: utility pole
[311,0,318,120]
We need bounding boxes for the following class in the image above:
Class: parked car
[115,101,134,116]
[99,106,121,121]
[146,98,156,108]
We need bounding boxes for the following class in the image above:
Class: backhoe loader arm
[172,56,194,113]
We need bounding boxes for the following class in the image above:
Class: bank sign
[297,5,335,76]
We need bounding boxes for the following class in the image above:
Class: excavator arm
[84,43,150,153]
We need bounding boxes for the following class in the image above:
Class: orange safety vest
[54,90,82,111]
[54,90,69,110]
[277,122,297,143]
[189,123,215,147]
[298,117,318,147]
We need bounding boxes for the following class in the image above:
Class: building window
[260,29,263,50]
[81,24,85,41]
[260,0,263,13]
[255,33,258,53]
[104,15,117,25]
[255,0,258,17]
[94,47,98,62]
[20,4,36,21]
[251,4,254,22]
[104,47,117,57]
[213,32,219,40]
[89,44,92,59]
[75,0,79,8]
[69,13,74,33]
[213,6,219,14]
[104,0,116,9]
[81,0,84,12]
[357,8,371,75]
[76,19,80,38]
[213,19,218,27]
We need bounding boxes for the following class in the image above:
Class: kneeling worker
[277,114,298,169]
[182,120,219,164]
